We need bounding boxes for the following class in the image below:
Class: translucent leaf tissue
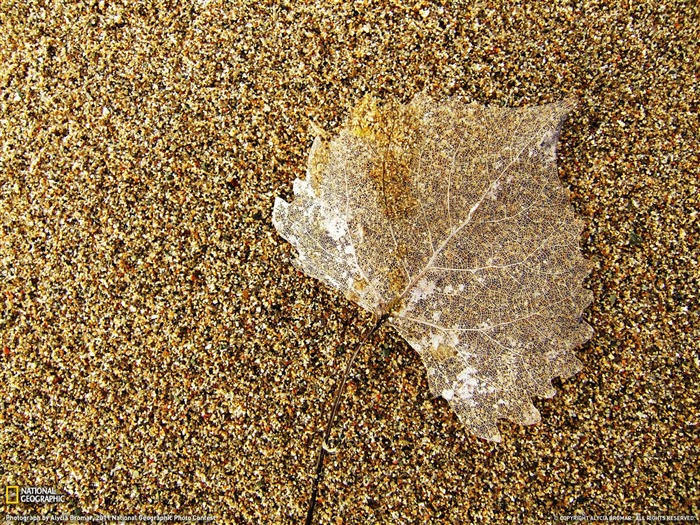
[273,94,593,443]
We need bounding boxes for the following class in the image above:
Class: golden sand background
[1,0,697,523]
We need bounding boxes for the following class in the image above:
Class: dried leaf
[273,94,593,442]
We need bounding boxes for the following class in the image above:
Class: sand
[1,0,697,523]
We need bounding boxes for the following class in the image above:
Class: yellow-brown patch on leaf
[351,96,421,221]
[430,344,458,362]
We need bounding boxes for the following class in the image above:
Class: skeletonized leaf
[273,94,593,442]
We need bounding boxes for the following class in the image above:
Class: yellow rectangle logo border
[6,485,19,504]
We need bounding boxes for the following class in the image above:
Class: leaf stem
[304,313,389,525]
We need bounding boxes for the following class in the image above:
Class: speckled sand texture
[1,1,698,524]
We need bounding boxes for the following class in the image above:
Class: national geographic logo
[5,486,65,504]
[5,486,18,504]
